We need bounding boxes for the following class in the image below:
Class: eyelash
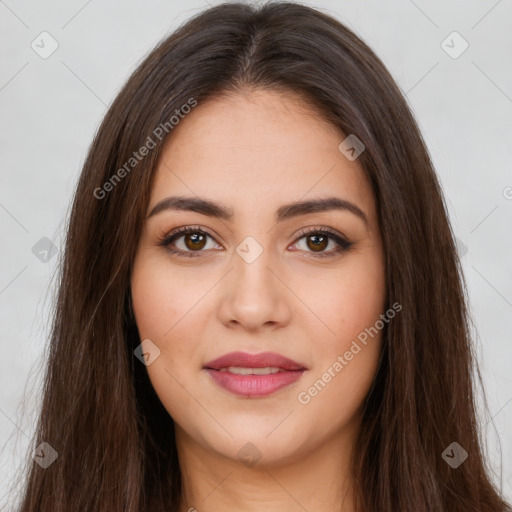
[158,225,352,259]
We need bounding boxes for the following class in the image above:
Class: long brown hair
[10,2,510,511]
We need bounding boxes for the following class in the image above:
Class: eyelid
[289,225,352,257]
[292,225,349,243]
[158,225,222,257]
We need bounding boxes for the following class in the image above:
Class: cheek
[131,255,207,341]
[292,251,385,413]
[130,258,209,421]
[130,254,223,405]
[292,249,386,346]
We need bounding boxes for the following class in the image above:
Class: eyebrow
[147,195,368,225]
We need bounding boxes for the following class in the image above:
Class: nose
[217,245,293,332]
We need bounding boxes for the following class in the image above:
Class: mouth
[203,351,307,397]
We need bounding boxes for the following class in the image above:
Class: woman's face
[131,88,386,467]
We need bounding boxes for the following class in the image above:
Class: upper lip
[204,351,307,371]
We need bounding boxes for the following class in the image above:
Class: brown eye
[305,234,329,252]
[292,228,352,258]
[160,226,220,258]
[184,232,207,251]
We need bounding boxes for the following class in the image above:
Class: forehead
[150,89,375,225]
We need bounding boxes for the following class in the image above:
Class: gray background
[1,0,511,507]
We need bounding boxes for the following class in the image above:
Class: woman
[13,2,510,511]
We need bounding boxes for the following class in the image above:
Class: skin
[131,88,386,512]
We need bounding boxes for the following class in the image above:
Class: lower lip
[205,369,305,397]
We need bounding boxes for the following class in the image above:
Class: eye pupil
[307,234,328,252]
[185,232,207,250]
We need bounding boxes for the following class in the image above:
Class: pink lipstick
[203,351,307,398]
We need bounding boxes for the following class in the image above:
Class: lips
[203,351,307,397]
[203,351,307,371]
